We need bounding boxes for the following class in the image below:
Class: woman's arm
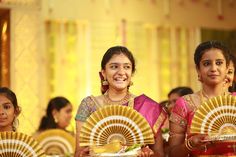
[149,132,165,157]
[74,96,94,157]
[138,133,164,157]
[168,122,190,157]
[74,120,89,157]
[169,122,210,157]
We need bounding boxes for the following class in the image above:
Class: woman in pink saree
[169,41,236,157]
[74,46,167,157]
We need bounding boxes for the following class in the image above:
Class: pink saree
[76,94,167,136]
[133,94,167,135]
[170,92,236,156]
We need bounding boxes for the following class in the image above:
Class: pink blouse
[170,92,236,156]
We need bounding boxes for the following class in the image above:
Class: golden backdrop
[4,17,200,134]
[43,20,200,133]
[2,0,235,137]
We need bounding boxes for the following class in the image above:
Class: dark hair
[0,87,20,115]
[100,46,136,94]
[194,41,230,69]
[38,96,71,131]
[229,53,236,74]
[168,86,194,97]
[101,46,136,73]
[228,53,236,92]
[159,100,169,111]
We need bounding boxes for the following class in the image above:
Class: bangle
[185,138,194,151]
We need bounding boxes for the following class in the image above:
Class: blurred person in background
[225,53,236,92]
[36,96,73,135]
[161,87,193,156]
[0,87,21,132]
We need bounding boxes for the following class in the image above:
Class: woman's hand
[76,146,89,157]
[187,134,213,151]
[138,146,154,157]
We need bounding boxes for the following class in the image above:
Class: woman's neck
[0,125,13,132]
[103,88,131,106]
[106,89,128,101]
[202,83,226,98]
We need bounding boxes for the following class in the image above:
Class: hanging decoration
[105,0,111,14]
[178,0,184,6]
[150,0,156,5]
[1,0,39,7]
[48,0,54,14]
[217,0,224,20]
[164,0,170,18]
[121,19,127,45]
[121,0,126,4]
[228,0,235,8]
[204,0,210,7]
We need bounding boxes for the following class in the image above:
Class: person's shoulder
[181,92,198,101]
[231,92,236,96]
[176,92,200,109]
[81,95,98,103]
[31,130,42,139]
[135,94,158,104]
[80,94,103,107]
[81,95,93,101]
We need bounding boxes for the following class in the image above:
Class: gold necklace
[200,89,229,104]
[103,91,131,106]
[199,89,210,104]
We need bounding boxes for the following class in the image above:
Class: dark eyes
[228,70,234,74]
[110,65,131,69]
[202,61,223,66]
[216,61,223,65]
[124,65,131,69]
[3,104,12,110]
[110,65,118,69]
[203,62,210,66]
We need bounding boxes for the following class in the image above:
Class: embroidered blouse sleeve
[75,96,96,122]
[169,96,188,128]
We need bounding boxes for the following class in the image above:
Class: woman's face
[168,93,180,114]
[225,61,235,87]
[102,53,133,92]
[0,94,16,131]
[55,104,73,129]
[197,48,227,86]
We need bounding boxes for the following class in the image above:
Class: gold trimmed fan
[190,95,236,141]
[35,129,75,156]
[79,105,154,147]
[0,131,45,157]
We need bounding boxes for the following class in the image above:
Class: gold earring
[102,79,109,86]
[198,75,202,82]
[12,118,19,131]
[129,81,133,86]
[54,116,58,123]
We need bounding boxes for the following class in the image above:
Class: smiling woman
[74,46,167,157]
[0,87,21,132]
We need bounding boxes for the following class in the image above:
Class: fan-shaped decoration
[190,95,236,141]
[79,105,154,147]
[35,129,75,156]
[0,131,45,157]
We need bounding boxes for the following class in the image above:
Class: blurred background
[0,0,236,134]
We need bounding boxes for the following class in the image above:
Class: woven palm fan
[35,129,75,156]
[0,132,45,157]
[79,105,154,147]
[190,95,236,141]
